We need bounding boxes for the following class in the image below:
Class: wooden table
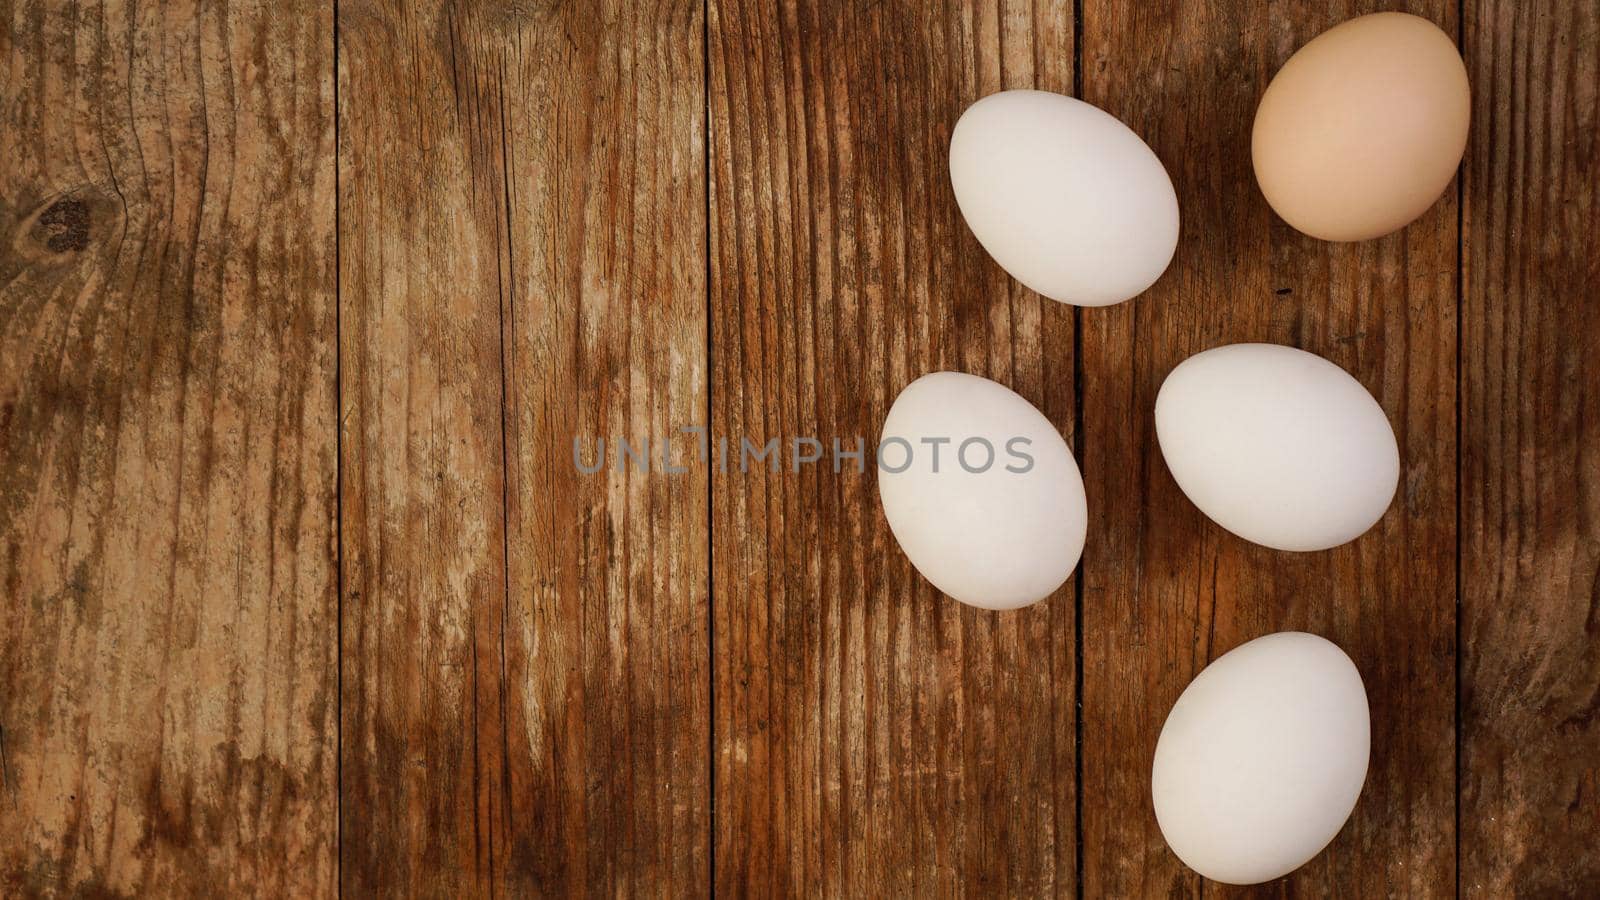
[3,1,1595,895]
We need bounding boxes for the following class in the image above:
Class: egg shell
[1155,343,1399,552]
[949,90,1179,307]
[877,372,1086,610]
[1252,12,1470,242]
[1152,632,1371,885]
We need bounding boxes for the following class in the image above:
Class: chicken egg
[1155,343,1398,552]
[1152,631,1371,885]
[949,90,1179,307]
[1252,12,1470,242]
[877,372,1086,610]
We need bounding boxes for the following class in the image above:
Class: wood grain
[0,0,337,895]
[338,0,707,893]
[1460,1,1600,894]
[1077,2,1458,895]
[709,0,1076,893]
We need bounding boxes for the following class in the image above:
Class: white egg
[1154,343,1399,551]
[877,372,1086,610]
[1152,632,1370,885]
[948,89,1179,307]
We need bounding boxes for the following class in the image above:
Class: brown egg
[1252,12,1469,242]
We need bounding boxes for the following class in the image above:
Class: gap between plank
[494,50,519,900]
[1453,1,1466,898]
[333,0,344,895]
[1072,1,1086,896]
[703,0,717,892]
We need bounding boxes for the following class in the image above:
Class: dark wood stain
[1,0,1595,895]
[37,199,91,253]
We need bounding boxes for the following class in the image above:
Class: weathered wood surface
[2,0,1598,895]
[1459,1,1600,894]
[338,0,706,894]
[0,0,338,895]
[708,0,1077,893]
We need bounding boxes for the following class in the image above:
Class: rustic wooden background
[2,0,1596,896]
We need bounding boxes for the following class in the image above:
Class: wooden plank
[337,1,511,889]
[338,0,707,893]
[708,0,1076,893]
[499,0,710,892]
[0,0,337,895]
[1078,2,1458,895]
[1460,1,1600,893]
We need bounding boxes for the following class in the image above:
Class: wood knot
[38,198,90,252]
